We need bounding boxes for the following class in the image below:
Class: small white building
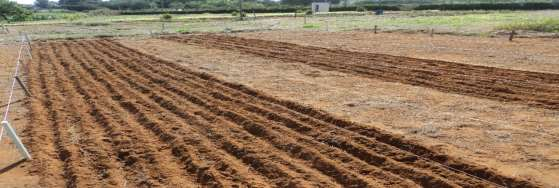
[311,2,330,13]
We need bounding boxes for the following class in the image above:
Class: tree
[0,0,31,22]
[169,1,185,9]
[35,0,49,9]
[281,0,313,5]
[62,0,102,11]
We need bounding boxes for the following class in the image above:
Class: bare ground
[120,33,559,187]
[235,31,559,74]
[10,38,530,187]
[0,43,39,187]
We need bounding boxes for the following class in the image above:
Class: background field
[2,10,559,42]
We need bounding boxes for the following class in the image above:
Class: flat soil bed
[121,34,559,187]
[24,38,535,187]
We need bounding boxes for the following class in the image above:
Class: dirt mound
[26,39,537,187]
[164,34,559,110]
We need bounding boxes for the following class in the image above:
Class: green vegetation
[231,11,246,17]
[28,10,87,22]
[76,22,110,26]
[356,6,367,12]
[498,18,559,32]
[2,9,558,42]
[176,24,190,33]
[295,9,312,16]
[0,0,32,22]
[161,13,173,21]
[303,23,320,29]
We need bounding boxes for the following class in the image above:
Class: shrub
[63,14,83,22]
[498,18,559,33]
[85,22,110,26]
[63,3,99,11]
[161,13,172,21]
[303,23,320,29]
[356,6,367,12]
[415,3,559,11]
[177,27,190,33]
[88,8,119,16]
[231,11,247,17]
[0,0,32,22]
[297,8,312,15]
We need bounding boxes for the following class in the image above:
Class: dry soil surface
[0,42,39,187]
[236,31,559,74]
[120,33,559,187]
[18,38,536,187]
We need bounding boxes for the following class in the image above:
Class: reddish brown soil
[25,38,537,187]
[163,34,559,111]
[0,43,39,188]
[235,31,559,74]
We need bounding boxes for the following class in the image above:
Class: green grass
[75,22,111,26]
[303,23,321,29]
[497,18,559,32]
[3,10,559,42]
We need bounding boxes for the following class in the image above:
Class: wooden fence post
[509,30,516,41]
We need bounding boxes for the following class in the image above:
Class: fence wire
[0,34,31,145]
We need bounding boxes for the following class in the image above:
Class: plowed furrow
[164,35,559,110]
[59,41,199,187]
[104,39,498,187]
[26,43,66,187]
[144,63,488,187]
[93,39,415,187]
[99,39,467,187]
[191,35,559,86]
[39,42,100,187]
[84,40,361,187]
[28,38,539,188]
[72,41,247,187]
[129,61,481,187]
[111,39,538,188]
[75,40,298,187]
[49,42,128,187]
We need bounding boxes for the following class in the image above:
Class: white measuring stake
[1,121,32,160]
[24,33,31,46]
[23,34,33,59]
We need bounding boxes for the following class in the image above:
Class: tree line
[30,0,342,11]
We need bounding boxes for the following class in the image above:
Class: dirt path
[24,38,536,187]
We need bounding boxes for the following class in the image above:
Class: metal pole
[509,30,516,41]
[24,33,31,49]
[15,76,31,97]
[239,0,244,21]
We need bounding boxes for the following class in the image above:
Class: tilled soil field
[163,34,559,110]
[25,38,537,187]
